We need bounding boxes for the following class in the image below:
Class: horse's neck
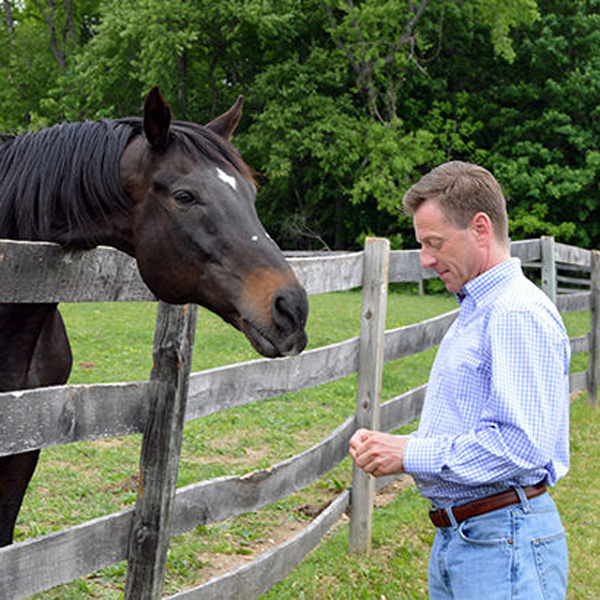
[0,304,72,392]
[49,215,136,256]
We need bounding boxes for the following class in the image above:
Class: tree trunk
[3,0,14,35]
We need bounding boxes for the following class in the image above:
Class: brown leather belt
[429,482,547,528]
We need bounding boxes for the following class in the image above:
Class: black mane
[0,119,134,245]
[0,116,252,248]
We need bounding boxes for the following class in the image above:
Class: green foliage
[475,0,540,62]
[479,1,600,247]
[6,0,600,250]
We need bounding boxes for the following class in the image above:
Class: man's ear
[470,212,493,242]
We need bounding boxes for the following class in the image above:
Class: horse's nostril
[273,295,295,332]
[272,287,308,333]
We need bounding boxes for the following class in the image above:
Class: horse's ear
[143,86,172,149]
[206,96,244,140]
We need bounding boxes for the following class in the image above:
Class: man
[349,161,570,598]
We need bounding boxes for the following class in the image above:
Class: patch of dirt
[374,475,414,508]
[101,473,140,494]
[187,515,307,586]
[78,361,97,370]
[179,475,415,589]
[182,435,272,469]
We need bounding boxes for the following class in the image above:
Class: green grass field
[13,289,599,598]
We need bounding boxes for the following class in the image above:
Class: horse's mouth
[241,318,307,358]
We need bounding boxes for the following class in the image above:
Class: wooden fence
[0,236,597,599]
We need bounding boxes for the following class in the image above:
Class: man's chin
[439,273,457,294]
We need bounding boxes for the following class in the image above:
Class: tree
[474,0,600,247]
[241,0,541,249]
[0,0,100,129]
[13,0,592,251]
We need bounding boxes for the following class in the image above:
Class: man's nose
[421,248,436,269]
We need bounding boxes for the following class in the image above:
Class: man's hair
[402,161,509,244]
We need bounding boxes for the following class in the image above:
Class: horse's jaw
[240,317,308,358]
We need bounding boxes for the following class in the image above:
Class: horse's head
[120,87,308,358]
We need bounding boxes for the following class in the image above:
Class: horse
[0,86,309,547]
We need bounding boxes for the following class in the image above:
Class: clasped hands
[349,429,410,477]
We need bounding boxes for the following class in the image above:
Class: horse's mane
[0,116,253,247]
[0,120,134,245]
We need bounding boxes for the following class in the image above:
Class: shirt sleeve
[403,307,570,486]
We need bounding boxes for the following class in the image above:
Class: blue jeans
[429,490,568,599]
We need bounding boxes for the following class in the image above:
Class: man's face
[414,199,485,294]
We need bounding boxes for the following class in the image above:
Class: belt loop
[445,506,459,528]
[515,486,531,513]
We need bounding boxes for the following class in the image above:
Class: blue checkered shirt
[403,258,571,509]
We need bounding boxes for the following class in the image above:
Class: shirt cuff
[404,436,446,479]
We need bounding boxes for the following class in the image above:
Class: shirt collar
[458,257,522,306]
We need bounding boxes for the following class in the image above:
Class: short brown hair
[402,161,509,244]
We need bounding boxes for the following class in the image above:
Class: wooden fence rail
[0,236,596,599]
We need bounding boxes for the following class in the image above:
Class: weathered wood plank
[166,490,350,600]
[171,416,354,535]
[380,385,428,433]
[0,509,132,599]
[570,371,587,394]
[587,251,600,406]
[288,252,364,294]
[0,240,154,302]
[570,335,589,354]
[389,249,437,283]
[554,242,592,269]
[541,236,557,303]
[0,301,565,459]
[557,262,591,274]
[0,240,363,302]
[383,310,458,362]
[349,238,389,554]
[510,239,542,263]
[556,291,590,313]
[0,238,574,304]
[125,303,198,600]
[186,337,360,420]
[557,274,590,288]
[0,382,148,457]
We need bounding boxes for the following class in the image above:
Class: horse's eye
[173,190,197,206]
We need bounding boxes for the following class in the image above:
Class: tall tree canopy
[2,0,598,251]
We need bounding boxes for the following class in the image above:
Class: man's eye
[422,241,443,253]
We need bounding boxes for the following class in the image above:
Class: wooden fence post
[349,237,390,554]
[541,235,557,303]
[588,251,600,407]
[124,302,198,599]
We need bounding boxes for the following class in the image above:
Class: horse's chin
[241,318,307,359]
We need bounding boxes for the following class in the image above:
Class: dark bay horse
[0,87,308,546]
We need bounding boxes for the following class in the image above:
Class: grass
[11,289,599,598]
[263,393,600,600]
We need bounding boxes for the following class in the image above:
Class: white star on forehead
[216,167,237,190]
